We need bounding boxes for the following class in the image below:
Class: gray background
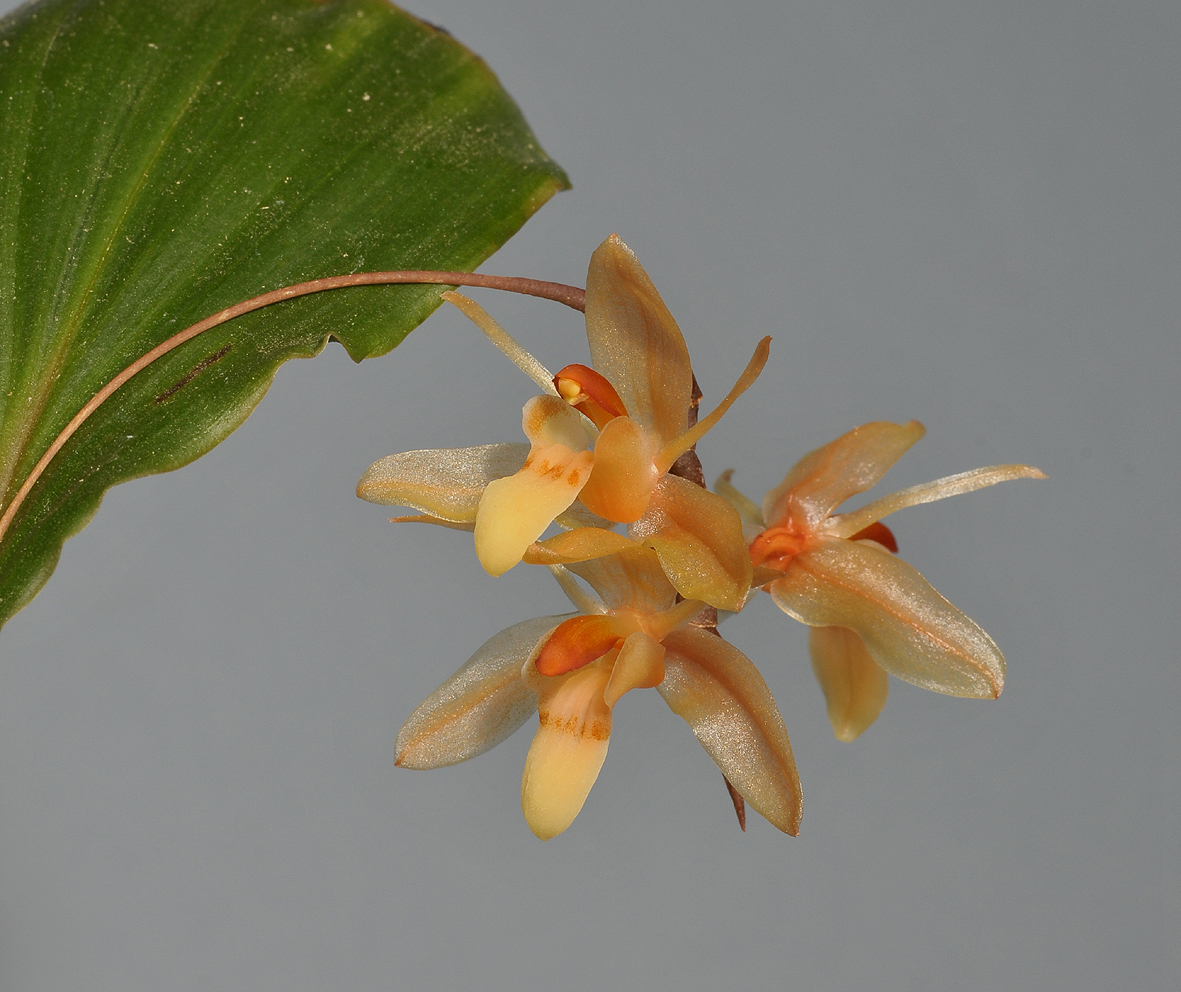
[1,0,1177,989]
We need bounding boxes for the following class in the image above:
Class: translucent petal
[640,596,709,642]
[521,527,637,566]
[554,502,613,532]
[522,394,590,450]
[654,337,771,475]
[762,421,925,531]
[584,234,692,446]
[768,540,1005,698]
[658,626,802,835]
[442,291,557,395]
[808,626,889,741]
[545,565,608,615]
[521,664,613,840]
[474,444,596,576]
[714,469,766,531]
[357,443,528,522]
[565,546,678,614]
[394,615,571,770]
[578,415,660,523]
[636,475,753,613]
[828,464,1047,539]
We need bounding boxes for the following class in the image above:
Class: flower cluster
[359,235,1044,839]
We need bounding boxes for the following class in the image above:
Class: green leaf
[0,0,569,629]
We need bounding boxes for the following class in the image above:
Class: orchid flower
[359,234,765,612]
[393,546,802,840]
[716,421,1046,740]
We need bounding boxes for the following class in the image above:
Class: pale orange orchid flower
[716,421,1046,740]
[393,546,802,840]
[359,234,765,611]
[483,235,766,609]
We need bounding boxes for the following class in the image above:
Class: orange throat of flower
[748,525,809,572]
[749,519,899,575]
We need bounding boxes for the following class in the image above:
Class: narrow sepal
[388,513,475,532]
[658,627,803,835]
[770,540,1006,698]
[654,337,771,475]
[830,463,1047,539]
[443,291,557,395]
[394,615,572,770]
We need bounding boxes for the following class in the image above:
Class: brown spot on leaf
[154,343,232,403]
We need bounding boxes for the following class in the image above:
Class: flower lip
[554,363,629,430]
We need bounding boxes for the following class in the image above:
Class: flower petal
[521,663,614,840]
[565,546,679,614]
[828,463,1048,539]
[653,337,771,475]
[658,627,802,835]
[714,469,767,533]
[553,502,614,532]
[394,615,571,770]
[584,234,692,446]
[808,626,889,741]
[357,443,529,522]
[769,540,1005,698]
[474,444,596,576]
[522,394,591,450]
[762,421,926,531]
[634,475,754,613]
[578,415,660,523]
[442,291,557,395]
[387,513,475,532]
[522,527,638,566]
[603,631,666,707]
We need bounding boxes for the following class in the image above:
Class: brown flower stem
[0,270,586,548]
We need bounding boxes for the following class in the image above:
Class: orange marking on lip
[535,615,625,677]
[554,363,628,429]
